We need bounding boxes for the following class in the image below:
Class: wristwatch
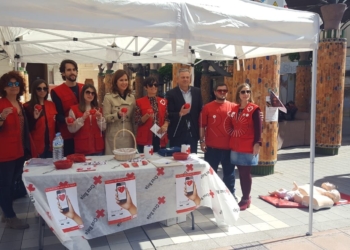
[199,139,205,143]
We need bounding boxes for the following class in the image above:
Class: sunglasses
[36,87,48,92]
[7,82,19,87]
[240,90,251,94]
[216,89,228,94]
[147,83,159,88]
[85,90,96,96]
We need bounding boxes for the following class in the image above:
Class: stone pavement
[1,136,349,250]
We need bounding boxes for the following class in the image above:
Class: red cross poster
[45,183,84,233]
[175,171,201,213]
[104,176,137,225]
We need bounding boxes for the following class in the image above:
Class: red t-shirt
[199,101,237,149]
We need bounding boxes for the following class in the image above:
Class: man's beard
[216,96,226,101]
[66,75,76,82]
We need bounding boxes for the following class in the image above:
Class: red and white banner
[45,183,84,233]
[104,176,137,225]
[175,171,201,213]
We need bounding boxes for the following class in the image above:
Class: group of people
[0,59,262,230]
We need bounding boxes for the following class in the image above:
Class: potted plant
[321,0,347,30]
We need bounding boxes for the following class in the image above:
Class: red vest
[0,98,24,162]
[70,105,104,155]
[24,101,57,155]
[229,103,259,154]
[135,97,168,147]
[0,99,38,161]
[51,83,83,140]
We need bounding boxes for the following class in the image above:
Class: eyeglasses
[7,82,19,87]
[85,90,96,96]
[36,87,48,92]
[216,89,228,94]
[147,83,159,88]
[240,90,251,94]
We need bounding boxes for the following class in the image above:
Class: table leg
[38,216,44,250]
[190,212,195,230]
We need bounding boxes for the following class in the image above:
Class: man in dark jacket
[166,68,202,153]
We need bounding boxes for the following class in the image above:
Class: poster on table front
[105,176,137,225]
[175,171,201,213]
[45,183,84,233]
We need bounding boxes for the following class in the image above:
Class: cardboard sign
[175,171,201,213]
[104,176,137,225]
[45,183,83,233]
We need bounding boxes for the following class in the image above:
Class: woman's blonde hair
[235,83,254,104]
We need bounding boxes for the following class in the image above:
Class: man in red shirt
[51,59,84,156]
[199,83,237,200]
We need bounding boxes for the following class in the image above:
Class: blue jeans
[0,157,25,218]
[205,147,236,194]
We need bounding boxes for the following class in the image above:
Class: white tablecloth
[22,155,239,250]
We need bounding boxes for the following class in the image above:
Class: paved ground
[1,136,350,250]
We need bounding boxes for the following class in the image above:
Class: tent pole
[14,58,18,71]
[307,47,318,236]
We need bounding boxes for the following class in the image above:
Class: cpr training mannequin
[269,182,340,210]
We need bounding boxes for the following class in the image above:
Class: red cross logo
[186,164,193,172]
[149,148,154,155]
[59,181,68,187]
[23,169,29,172]
[186,147,191,154]
[96,209,105,218]
[158,196,166,204]
[26,184,35,192]
[209,167,214,175]
[93,175,102,185]
[209,190,215,198]
[157,167,164,176]
[126,172,135,178]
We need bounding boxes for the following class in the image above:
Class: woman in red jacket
[67,84,106,155]
[135,76,169,153]
[230,83,262,211]
[0,71,34,229]
[24,79,57,158]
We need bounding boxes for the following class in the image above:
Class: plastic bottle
[53,132,64,162]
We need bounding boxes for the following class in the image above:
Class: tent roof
[0,0,320,64]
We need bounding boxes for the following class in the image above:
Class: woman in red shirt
[0,71,33,229]
[67,84,106,155]
[135,76,169,153]
[230,83,262,211]
[24,79,57,158]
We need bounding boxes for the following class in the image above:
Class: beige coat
[103,93,136,155]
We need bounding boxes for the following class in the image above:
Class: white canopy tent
[0,0,320,242]
[0,0,319,64]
